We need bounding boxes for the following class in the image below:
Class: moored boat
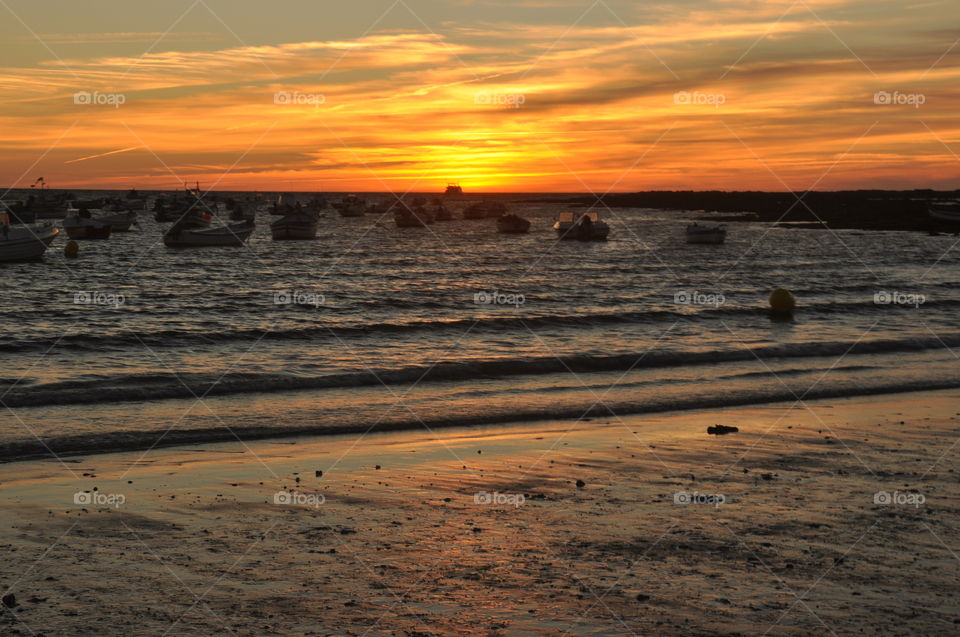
[433,202,453,221]
[393,202,434,228]
[63,210,112,240]
[497,213,531,234]
[928,201,960,224]
[164,220,254,247]
[553,211,610,241]
[463,202,487,220]
[98,211,138,232]
[271,211,319,240]
[685,223,727,244]
[336,195,366,217]
[0,222,60,262]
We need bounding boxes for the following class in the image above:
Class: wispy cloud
[0,0,957,190]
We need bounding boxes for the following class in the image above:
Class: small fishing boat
[434,203,453,221]
[554,211,610,241]
[305,195,327,211]
[497,213,531,234]
[463,203,487,220]
[336,195,366,217]
[928,201,960,224]
[98,211,138,232]
[124,188,147,209]
[0,222,60,262]
[155,203,213,227]
[393,203,434,228]
[19,179,69,219]
[685,223,727,244]
[271,211,318,240]
[228,204,256,223]
[154,185,215,225]
[164,220,254,247]
[63,210,112,240]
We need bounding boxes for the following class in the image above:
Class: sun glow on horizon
[0,0,957,192]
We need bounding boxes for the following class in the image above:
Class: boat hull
[497,215,531,234]
[554,222,610,241]
[271,219,318,240]
[164,223,253,247]
[99,213,137,232]
[0,225,59,262]
[929,203,960,224]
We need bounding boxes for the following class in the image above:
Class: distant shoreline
[557,189,960,232]
[4,188,955,232]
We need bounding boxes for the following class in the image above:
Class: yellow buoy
[769,288,796,315]
[64,240,79,258]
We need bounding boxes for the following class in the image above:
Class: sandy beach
[1,389,958,635]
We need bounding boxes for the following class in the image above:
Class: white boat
[63,211,112,240]
[164,221,254,247]
[98,211,138,232]
[929,202,960,224]
[685,223,727,244]
[553,211,610,241]
[0,223,60,261]
[66,208,136,232]
[271,211,318,240]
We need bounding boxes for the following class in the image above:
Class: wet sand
[2,389,959,635]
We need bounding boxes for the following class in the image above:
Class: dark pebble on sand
[707,425,739,435]
[315,470,323,477]
[576,479,586,488]
[2,593,16,608]
[636,594,651,602]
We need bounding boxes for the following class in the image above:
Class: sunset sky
[0,0,957,192]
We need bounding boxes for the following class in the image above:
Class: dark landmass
[551,190,960,232]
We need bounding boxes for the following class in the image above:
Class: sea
[1,190,958,460]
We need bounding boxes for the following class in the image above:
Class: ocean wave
[2,334,958,408]
[3,378,959,463]
[3,298,960,353]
